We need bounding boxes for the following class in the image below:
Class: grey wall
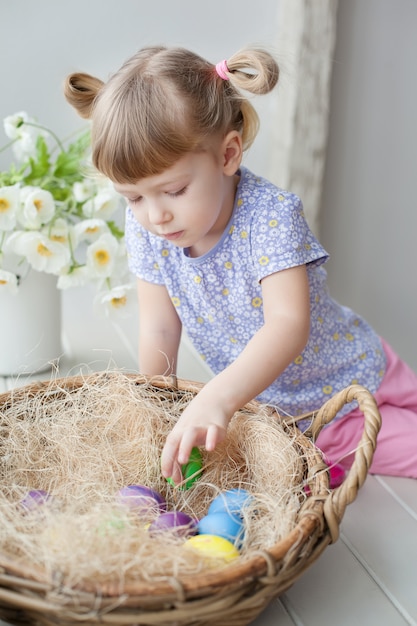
[321,0,417,372]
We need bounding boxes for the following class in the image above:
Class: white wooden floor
[1,354,416,626]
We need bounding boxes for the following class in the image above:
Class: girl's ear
[222,131,243,175]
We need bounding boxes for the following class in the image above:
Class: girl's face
[114,133,242,257]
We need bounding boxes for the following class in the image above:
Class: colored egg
[182,461,203,488]
[198,512,244,545]
[329,463,345,489]
[149,511,197,538]
[20,489,51,512]
[208,489,252,518]
[117,485,166,515]
[184,534,240,562]
[97,515,126,536]
[188,447,203,464]
[166,447,203,490]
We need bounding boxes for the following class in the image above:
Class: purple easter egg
[149,511,197,538]
[20,489,51,512]
[117,485,166,515]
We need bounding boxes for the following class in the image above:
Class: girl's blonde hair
[64,46,279,183]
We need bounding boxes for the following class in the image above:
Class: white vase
[0,268,62,376]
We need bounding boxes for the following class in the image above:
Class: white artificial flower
[0,185,19,231]
[110,238,130,283]
[72,179,96,203]
[72,218,109,245]
[95,283,136,318]
[20,187,55,229]
[82,188,121,220]
[0,269,18,294]
[15,231,71,274]
[95,175,119,193]
[0,112,131,313]
[57,265,92,289]
[3,112,40,161]
[3,111,32,139]
[46,218,70,247]
[12,133,38,162]
[86,232,119,278]
[3,230,28,256]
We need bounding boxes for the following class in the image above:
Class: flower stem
[24,121,66,152]
[0,138,18,155]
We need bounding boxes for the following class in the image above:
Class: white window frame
[268,0,339,235]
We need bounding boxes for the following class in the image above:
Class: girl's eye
[167,187,187,197]
[128,196,142,205]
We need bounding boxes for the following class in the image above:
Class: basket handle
[306,384,382,542]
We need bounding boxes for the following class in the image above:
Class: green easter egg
[182,461,203,489]
[165,447,203,489]
[97,516,126,536]
[188,447,203,464]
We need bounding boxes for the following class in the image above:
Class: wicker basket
[0,374,381,626]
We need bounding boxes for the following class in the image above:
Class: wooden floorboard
[281,535,410,626]
[377,476,417,518]
[340,476,417,624]
[251,598,296,625]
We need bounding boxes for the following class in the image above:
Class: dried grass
[0,372,309,591]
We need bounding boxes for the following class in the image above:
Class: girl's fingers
[177,428,205,465]
[162,424,227,484]
[160,437,180,479]
[169,461,183,485]
[205,423,226,451]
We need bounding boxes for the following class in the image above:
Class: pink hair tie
[215,59,229,80]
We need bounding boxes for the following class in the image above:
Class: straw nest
[0,371,312,594]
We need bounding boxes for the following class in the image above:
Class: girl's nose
[148,202,171,225]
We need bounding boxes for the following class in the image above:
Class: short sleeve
[249,191,328,281]
[124,207,165,284]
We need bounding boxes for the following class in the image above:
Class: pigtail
[224,49,279,95]
[63,73,104,120]
[213,48,278,150]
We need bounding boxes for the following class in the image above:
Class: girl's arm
[161,264,311,482]
[136,278,182,376]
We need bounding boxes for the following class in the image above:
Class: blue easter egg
[208,489,252,518]
[198,511,244,545]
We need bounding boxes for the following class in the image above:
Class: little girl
[65,45,417,483]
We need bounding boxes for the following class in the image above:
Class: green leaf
[107,220,125,239]
[0,162,27,186]
[24,136,51,183]
[53,131,91,182]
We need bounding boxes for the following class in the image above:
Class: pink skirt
[315,339,417,479]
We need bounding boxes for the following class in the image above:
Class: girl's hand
[160,391,231,484]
